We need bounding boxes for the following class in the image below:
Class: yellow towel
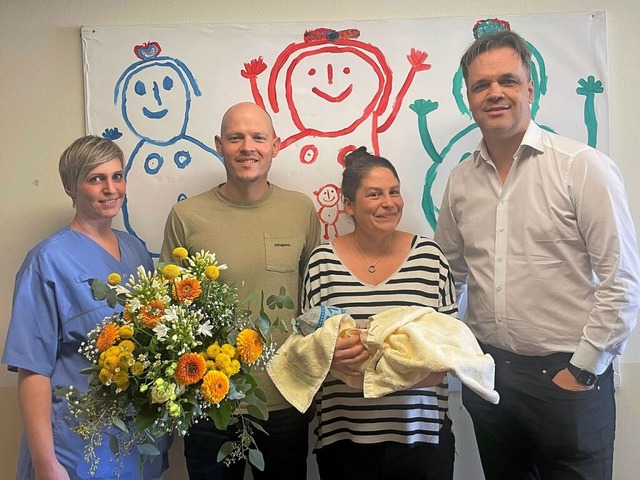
[267,306,499,413]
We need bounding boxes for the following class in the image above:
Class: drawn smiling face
[286,49,383,133]
[122,63,189,143]
[315,184,341,207]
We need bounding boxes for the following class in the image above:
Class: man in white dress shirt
[434,30,640,480]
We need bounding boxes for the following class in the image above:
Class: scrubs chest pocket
[264,234,299,273]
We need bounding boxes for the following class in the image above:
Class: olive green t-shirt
[160,184,321,410]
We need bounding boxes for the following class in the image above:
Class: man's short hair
[460,30,532,84]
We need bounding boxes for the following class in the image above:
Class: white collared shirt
[434,120,640,374]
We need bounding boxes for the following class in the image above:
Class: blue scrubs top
[2,227,168,480]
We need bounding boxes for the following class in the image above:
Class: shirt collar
[473,120,545,164]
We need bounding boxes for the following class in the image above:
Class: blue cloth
[2,227,168,480]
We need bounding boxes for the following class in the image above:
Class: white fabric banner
[82,13,608,257]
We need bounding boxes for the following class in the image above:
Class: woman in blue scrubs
[1,136,169,479]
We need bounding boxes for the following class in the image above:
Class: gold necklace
[354,235,393,273]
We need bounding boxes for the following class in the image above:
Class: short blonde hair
[58,136,124,206]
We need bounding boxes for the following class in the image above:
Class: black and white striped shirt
[302,235,458,449]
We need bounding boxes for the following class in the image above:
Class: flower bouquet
[58,247,286,474]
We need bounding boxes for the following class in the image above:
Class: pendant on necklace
[368,265,376,273]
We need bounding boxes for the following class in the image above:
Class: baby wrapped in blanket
[268,305,499,412]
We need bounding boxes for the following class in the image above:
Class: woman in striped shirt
[302,147,458,480]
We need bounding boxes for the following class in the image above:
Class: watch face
[576,370,597,386]
[568,364,598,386]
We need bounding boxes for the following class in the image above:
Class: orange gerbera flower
[175,353,206,385]
[96,324,120,352]
[201,370,229,404]
[139,299,165,328]
[173,278,202,302]
[236,329,263,365]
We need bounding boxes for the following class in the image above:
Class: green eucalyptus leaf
[254,388,267,403]
[266,294,278,310]
[113,418,129,433]
[247,418,268,435]
[248,448,265,471]
[54,386,72,397]
[135,407,157,431]
[137,442,160,456]
[210,401,232,430]
[283,296,295,310]
[246,402,268,421]
[256,313,270,337]
[216,441,235,462]
[106,289,118,309]
[108,435,119,455]
[90,279,110,301]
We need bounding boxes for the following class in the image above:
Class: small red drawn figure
[241,28,431,168]
[314,183,344,240]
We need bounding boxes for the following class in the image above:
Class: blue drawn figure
[411,19,603,231]
[114,41,224,257]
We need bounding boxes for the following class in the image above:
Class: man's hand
[552,367,595,391]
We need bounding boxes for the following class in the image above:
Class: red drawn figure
[241,28,431,169]
[314,183,344,240]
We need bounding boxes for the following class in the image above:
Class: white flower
[128,297,141,311]
[153,323,169,339]
[197,320,214,337]
[163,306,179,323]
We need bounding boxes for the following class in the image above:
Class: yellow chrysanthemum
[206,342,221,359]
[130,362,144,376]
[118,340,135,353]
[105,346,120,357]
[215,353,231,371]
[198,351,209,360]
[107,273,122,286]
[96,324,120,352]
[98,351,107,368]
[103,354,120,371]
[205,360,217,371]
[204,265,220,281]
[201,370,229,404]
[118,352,134,370]
[118,324,134,339]
[98,368,113,385]
[221,343,236,358]
[224,359,241,377]
[162,264,180,281]
[174,353,207,386]
[172,247,189,260]
[139,299,165,328]
[113,370,130,390]
[173,278,202,302]
[236,329,263,365]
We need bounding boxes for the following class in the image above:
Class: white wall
[1,1,639,479]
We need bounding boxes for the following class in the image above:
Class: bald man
[161,102,321,479]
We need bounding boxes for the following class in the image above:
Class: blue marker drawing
[113,41,224,257]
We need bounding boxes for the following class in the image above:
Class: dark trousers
[315,414,455,480]
[463,344,615,480]
[183,407,312,480]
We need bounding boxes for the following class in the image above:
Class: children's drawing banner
[82,13,608,257]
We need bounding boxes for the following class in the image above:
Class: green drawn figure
[411,18,604,231]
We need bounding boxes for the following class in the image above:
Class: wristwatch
[567,363,598,386]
